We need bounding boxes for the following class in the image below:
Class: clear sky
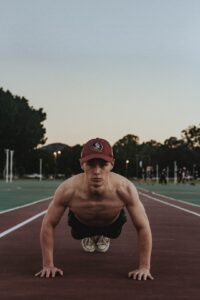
[0,0,200,146]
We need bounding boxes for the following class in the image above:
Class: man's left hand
[128,268,154,280]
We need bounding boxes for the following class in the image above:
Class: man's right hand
[35,266,63,278]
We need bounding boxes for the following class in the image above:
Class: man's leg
[94,209,127,252]
[68,210,96,252]
[68,209,126,253]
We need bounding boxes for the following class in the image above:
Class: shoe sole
[81,240,96,252]
[95,245,110,252]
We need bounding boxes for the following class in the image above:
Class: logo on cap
[91,142,103,152]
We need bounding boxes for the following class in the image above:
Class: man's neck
[83,174,111,197]
[88,185,106,197]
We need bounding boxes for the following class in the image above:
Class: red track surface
[0,190,200,300]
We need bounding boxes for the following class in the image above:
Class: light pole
[135,155,139,179]
[53,151,61,179]
[5,149,9,183]
[174,161,177,184]
[125,159,130,178]
[9,150,14,182]
[193,164,196,178]
[4,149,14,183]
[156,164,159,183]
[39,158,43,181]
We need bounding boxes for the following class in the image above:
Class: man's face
[82,158,114,189]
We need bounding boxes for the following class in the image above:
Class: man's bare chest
[68,193,124,226]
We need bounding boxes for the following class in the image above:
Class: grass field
[134,181,200,205]
[0,179,200,212]
[0,179,63,211]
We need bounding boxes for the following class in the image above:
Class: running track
[0,190,200,300]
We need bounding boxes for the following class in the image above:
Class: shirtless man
[35,138,153,280]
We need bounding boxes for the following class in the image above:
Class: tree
[113,134,139,176]
[37,143,82,178]
[0,88,47,176]
[181,125,200,148]
[164,137,184,148]
[139,140,161,167]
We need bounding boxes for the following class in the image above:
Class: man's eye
[100,162,108,167]
[87,160,108,167]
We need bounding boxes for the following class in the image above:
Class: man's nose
[93,165,101,174]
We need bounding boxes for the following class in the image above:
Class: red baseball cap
[80,138,114,165]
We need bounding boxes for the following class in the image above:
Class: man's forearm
[137,227,152,269]
[40,224,55,267]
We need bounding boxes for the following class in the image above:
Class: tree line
[0,87,200,179]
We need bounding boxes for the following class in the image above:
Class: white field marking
[139,188,200,207]
[151,191,200,207]
[0,210,47,238]
[0,197,52,214]
[140,192,200,218]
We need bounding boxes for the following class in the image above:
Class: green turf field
[0,179,63,211]
[134,181,200,206]
[1,179,200,212]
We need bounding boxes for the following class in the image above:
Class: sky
[0,0,200,146]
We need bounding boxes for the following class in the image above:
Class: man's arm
[35,185,68,278]
[124,183,154,280]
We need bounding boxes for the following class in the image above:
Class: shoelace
[97,236,109,245]
[86,237,95,246]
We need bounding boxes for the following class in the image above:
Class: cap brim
[80,154,114,165]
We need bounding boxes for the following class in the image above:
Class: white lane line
[0,210,47,238]
[151,191,200,207]
[1,191,199,239]
[138,188,200,207]
[0,197,52,214]
[140,192,200,218]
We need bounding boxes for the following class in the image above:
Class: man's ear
[80,159,84,171]
[110,159,115,170]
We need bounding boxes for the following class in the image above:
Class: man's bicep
[44,197,67,228]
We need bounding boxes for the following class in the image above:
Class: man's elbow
[40,218,55,236]
[136,223,152,236]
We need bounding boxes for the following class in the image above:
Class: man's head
[80,138,114,191]
[80,138,114,166]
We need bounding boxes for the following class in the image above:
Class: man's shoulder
[55,174,84,200]
[110,173,138,202]
[60,173,84,190]
[110,172,132,187]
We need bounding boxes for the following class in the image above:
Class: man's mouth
[91,178,103,184]
[91,178,102,181]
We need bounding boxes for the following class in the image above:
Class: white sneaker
[81,237,96,252]
[96,236,110,252]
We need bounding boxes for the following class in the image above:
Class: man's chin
[90,183,104,192]
[91,184,103,189]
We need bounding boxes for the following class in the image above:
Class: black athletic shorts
[67,209,127,240]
